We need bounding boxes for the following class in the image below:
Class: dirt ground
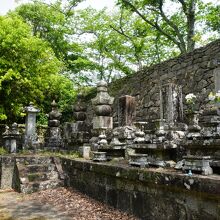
[0,188,138,220]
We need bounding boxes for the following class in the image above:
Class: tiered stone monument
[92,81,114,130]
[91,81,114,161]
[72,94,90,148]
[179,70,220,175]
[45,100,63,149]
[23,102,40,149]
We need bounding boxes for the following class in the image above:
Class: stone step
[18,164,56,174]
[20,179,64,194]
[27,172,49,182]
[20,170,59,183]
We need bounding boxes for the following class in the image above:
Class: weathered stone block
[92,116,113,129]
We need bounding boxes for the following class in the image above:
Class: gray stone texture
[62,158,220,220]
[83,40,220,124]
[118,95,136,126]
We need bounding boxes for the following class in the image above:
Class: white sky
[0,0,116,15]
[1,0,219,15]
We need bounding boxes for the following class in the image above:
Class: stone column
[23,102,40,149]
[118,95,136,127]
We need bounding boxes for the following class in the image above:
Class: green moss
[28,173,40,182]
[39,150,81,159]
[0,147,8,155]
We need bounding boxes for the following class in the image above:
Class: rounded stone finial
[51,100,58,108]
[97,80,107,87]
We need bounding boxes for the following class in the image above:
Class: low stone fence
[61,158,220,220]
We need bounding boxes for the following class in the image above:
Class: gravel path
[0,188,138,220]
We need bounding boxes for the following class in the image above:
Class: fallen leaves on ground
[25,187,139,220]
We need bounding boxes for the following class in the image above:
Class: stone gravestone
[73,94,89,143]
[23,102,40,149]
[160,83,183,125]
[118,95,136,127]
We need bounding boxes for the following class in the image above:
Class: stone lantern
[10,123,20,153]
[2,123,20,153]
[2,125,10,151]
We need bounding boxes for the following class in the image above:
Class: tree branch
[158,0,186,52]
[121,0,185,53]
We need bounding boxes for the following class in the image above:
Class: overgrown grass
[38,150,81,159]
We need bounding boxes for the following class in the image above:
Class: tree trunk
[186,0,196,52]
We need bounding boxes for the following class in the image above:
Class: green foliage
[0,147,8,155]
[117,0,219,53]
[205,5,220,33]
[37,112,48,125]
[14,0,90,75]
[0,14,76,123]
[39,150,81,159]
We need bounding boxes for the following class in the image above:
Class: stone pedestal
[93,151,107,162]
[23,102,40,149]
[183,155,213,175]
[129,153,148,168]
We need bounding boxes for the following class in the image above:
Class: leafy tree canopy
[0,14,76,123]
[117,0,220,53]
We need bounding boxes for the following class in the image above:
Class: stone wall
[61,158,220,220]
[85,39,220,124]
